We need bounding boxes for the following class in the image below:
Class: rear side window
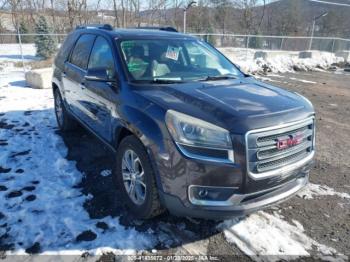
[55,32,79,68]
[69,34,96,70]
[88,36,115,78]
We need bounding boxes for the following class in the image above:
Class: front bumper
[148,128,314,220]
[160,171,309,220]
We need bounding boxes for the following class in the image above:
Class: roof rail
[131,26,178,32]
[76,24,113,31]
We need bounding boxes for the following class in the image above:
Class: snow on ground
[297,183,350,200]
[100,169,112,177]
[1,65,349,259]
[288,77,317,84]
[0,70,26,88]
[0,77,156,255]
[219,211,347,261]
[219,47,344,74]
[0,44,37,62]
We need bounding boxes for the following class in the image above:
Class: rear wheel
[113,135,164,219]
[53,88,78,131]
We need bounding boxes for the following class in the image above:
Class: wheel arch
[112,106,168,193]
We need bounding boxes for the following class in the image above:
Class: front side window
[88,36,115,79]
[69,34,96,70]
[119,39,242,82]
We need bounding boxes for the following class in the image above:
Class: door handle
[80,82,86,89]
[62,72,67,77]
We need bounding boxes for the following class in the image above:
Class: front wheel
[113,135,164,219]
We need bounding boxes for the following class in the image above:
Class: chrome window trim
[245,116,315,180]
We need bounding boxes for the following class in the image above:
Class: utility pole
[309,12,328,50]
[183,1,196,34]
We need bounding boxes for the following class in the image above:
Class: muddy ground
[260,71,350,256]
[0,70,349,260]
[58,70,350,258]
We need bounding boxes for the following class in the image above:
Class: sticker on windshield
[165,46,180,61]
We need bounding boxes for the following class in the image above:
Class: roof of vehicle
[75,24,196,40]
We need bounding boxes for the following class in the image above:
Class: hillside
[0,0,349,38]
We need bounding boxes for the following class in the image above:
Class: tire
[113,135,164,219]
[53,88,78,132]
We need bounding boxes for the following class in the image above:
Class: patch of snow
[219,211,347,261]
[0,44,37,62]
[297,183,350,200]
[219,48,344,74]
[0,74,156,255]
[0,68,26,87]
[267,74,285,78]
[1,55,348,259]
[100,169,112,177]
[255,75,282,83]
[289,77,317,84]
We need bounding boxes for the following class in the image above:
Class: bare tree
[233,0,267,34]
[211,0,232,34]
[7,0,21,30]
[112,0,120,27]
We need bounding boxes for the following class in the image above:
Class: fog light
[189,186,238,204]
[198,189,208,198]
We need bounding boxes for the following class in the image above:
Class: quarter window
[69,34,96,70]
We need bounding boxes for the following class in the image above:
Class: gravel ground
[60,70,350,259]
[0,70,349,260]
[261,70,350,256]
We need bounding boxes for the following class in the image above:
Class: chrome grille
[246,118,315,178]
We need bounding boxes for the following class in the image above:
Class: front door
[82,36,118,141]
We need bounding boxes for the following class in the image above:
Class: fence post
[246,36,250,60]
[17,28,26,73]
[280,37,284,50]
[331,39,335,53]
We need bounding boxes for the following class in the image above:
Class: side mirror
[85,68,115,82]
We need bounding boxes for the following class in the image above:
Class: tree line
[0,0,349,38]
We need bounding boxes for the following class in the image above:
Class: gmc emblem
[277,133,303,150]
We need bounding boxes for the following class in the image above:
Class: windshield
[118,38,243,83]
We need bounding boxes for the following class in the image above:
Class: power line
[309,0,350,7]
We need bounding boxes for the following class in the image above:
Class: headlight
[165,110,234,163]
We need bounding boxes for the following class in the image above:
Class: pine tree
[34,16,56,59]
[18,20,33,44]
[205,26,216,46]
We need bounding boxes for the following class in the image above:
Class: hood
[135,77,314,133]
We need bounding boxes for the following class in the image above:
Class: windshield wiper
[132,79,184,84]
[198,74,237,82]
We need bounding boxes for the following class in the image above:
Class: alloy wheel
[122,149,146,205]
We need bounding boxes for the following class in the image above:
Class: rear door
[83,36,118,141]
[63,34,96,122]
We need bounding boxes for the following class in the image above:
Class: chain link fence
[1,32,350,73]
[192,34,350,53]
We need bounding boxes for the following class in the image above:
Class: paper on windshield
[165,46,180,61]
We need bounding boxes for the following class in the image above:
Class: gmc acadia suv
[52,24,315,219]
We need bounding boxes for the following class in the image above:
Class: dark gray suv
[52,24,315,219]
